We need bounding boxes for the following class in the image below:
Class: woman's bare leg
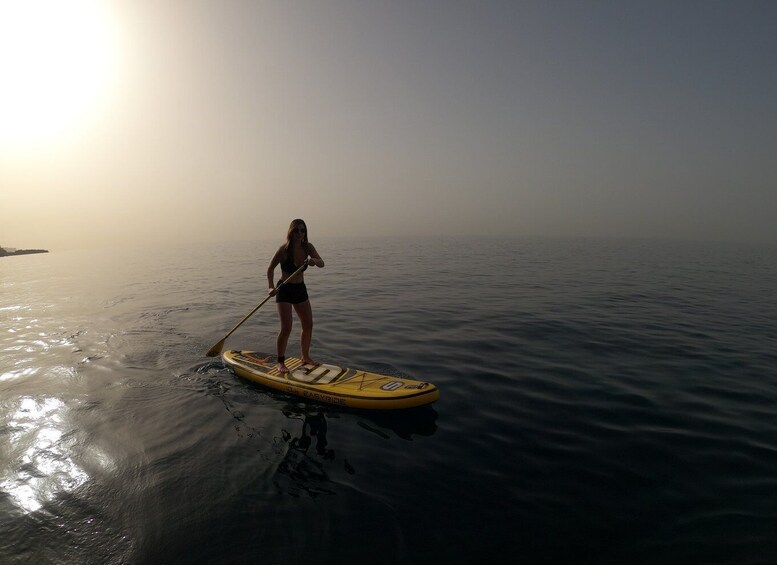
[294,300,316,365]
[276,302,293,372]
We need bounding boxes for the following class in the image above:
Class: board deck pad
[222,350,439,410]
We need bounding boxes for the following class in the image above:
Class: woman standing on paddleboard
[267,219,325,373]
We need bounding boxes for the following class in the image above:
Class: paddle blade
[206,339,226,357]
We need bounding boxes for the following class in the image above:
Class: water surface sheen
[1,237,776,563]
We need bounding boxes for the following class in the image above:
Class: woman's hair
[284,219,309,255]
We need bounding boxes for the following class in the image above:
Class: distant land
[0,247,49,257]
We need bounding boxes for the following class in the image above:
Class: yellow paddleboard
[222,350,439,410]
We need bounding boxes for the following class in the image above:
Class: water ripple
[2,238,776,563]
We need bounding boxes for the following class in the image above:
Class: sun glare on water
[0,0,121,148]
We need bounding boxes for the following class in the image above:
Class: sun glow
[0,0,121,147]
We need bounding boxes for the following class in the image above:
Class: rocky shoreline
[0,248,49,257]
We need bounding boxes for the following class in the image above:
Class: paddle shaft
[206,259,309,357]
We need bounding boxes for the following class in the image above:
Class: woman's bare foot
[301,357,318,366]
[278,362,290,374]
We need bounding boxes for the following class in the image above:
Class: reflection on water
[276,408,341,498]
[272,403,438,498]
[0,397,87,513]
[0,366,39,383]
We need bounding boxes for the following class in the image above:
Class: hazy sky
[1,0,776,250]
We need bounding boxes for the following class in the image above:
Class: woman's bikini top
[281,252,307,275]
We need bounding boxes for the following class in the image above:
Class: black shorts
[276,282,309,304]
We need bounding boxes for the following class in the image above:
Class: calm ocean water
[1,236,776,564]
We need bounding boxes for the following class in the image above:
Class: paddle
[205,259,309,357]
